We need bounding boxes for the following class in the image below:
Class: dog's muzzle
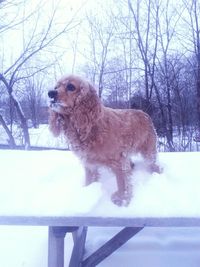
[48,90,65,112]
[48,90,58,101]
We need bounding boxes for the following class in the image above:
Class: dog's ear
[48,110,63,137]
[73,81,101,141]
[75,81,101,117]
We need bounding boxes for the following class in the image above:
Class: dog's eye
[66,83,76,92]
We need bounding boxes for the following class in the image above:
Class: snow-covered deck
[1,150,200,217]
[1,149,200,266]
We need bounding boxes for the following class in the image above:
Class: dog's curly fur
[48,74,161,206]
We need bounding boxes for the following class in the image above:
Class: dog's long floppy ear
[73,81,102,141]
[48,109,64,137]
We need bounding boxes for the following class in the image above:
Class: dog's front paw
[111,191,131,207]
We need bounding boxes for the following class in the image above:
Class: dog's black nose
[48,90,57,99]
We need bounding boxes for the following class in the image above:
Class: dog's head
[48,74,92,115]
[48,75,102,138]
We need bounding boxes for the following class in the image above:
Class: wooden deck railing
[0,216,199,267]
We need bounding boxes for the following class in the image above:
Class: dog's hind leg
[141,142,162,174]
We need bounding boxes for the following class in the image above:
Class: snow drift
[0,150,200,218]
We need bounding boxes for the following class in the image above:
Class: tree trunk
[11,94,30,149]
[0,114,16,148]
[0,74,30,149]
[154,82,175,151]
[196,66,200,130]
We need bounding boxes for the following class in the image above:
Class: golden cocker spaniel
[48,74,161,206]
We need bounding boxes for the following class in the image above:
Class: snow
[0,149,200,266]
[0,150,200,217]
[0,124,68,148]
[29,124,69,149]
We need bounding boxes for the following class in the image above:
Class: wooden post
[48,226,78,267]
[69,227,88,267]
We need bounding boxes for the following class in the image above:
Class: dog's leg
[111,159,133,207]
[141,140,162,174]
[143,152,162,174]
[85,166,99,186]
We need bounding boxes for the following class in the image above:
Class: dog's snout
[48,90,57,99]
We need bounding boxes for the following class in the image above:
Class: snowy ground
[0,149,200,266]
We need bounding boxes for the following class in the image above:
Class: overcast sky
[0,0,193,89]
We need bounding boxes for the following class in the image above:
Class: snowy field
[0,148,200,266]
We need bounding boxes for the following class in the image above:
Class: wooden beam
[82,227,143,266]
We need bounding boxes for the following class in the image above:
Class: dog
[48,74,161,206]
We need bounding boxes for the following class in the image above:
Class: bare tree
[0,0,80,148]
[128,0,159,102]
[112,3,136,108]
[85,12,115,98]
[127,0,171,143]
[182,0,200,139]
[127,0,186,151]
[0,0,27,33]
[21,75,45,128]
[155,0,182,150]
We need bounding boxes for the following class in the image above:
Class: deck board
[0,216,199,227]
